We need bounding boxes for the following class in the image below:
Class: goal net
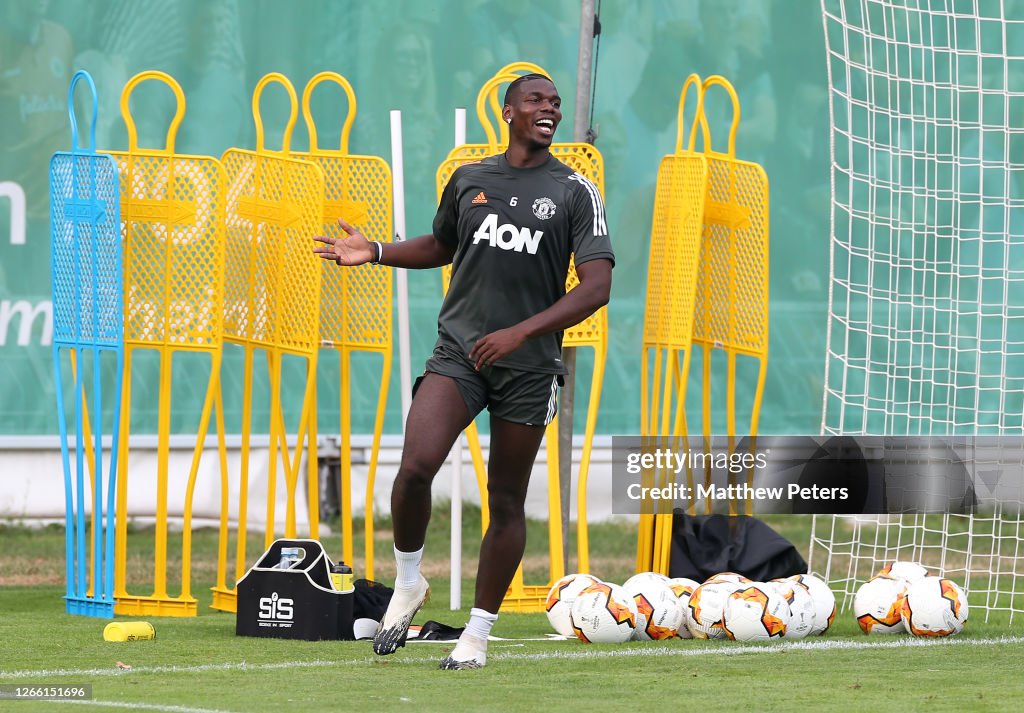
[812,0,1024,622]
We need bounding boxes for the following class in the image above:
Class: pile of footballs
[546,570,836,643]
[853,561,968,637]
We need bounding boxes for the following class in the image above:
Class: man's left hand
[469,326,528,370]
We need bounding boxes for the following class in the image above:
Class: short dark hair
[503,73,554,106]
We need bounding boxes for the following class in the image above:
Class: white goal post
[812,0,1024,623]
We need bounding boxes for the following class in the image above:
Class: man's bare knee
[396,454,442,491]
[485,491,527,527]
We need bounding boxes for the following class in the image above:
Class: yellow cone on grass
[103,621,156,641]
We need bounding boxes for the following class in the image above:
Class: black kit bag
[668,511,808,582]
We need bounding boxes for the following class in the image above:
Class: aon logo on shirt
[472,213,544,255]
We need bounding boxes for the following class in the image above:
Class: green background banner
[0,0,829,436]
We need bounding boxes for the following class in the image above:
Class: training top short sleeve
[430,153,614,374]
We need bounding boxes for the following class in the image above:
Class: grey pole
[560,0,598,572]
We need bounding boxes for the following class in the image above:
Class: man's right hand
[312,217,376,266]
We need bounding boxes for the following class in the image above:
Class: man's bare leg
[441,415,545,669]
[375,373,473,655]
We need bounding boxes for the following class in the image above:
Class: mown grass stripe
[2,634,1022,680]
[57,700,238,713]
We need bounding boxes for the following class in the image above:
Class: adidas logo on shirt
[471,191,487,204]
[472,213,543,255]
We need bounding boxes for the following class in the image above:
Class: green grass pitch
[1,513,1022,712]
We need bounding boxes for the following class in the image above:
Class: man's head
[503,73,553,107]
[502,73,561,149]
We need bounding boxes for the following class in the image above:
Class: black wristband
[370,241,383,264]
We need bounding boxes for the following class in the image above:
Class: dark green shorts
[419,344,563,427]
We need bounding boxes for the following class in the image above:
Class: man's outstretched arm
[313,217,455,269]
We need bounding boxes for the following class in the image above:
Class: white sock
[464,608,498,641]
[393,545,424,590]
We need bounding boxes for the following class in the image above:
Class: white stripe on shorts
[544,375,559,425]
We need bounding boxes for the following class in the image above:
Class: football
[686,580,744,639]
[622,571,671,591]
[788,573,837,635]
[854,575,908,634]
[705,571,752,585]
[569,582,638,644]
[901,576,969,637]
[876,561,930,583]
[667,577,699,603]
[622,576,685,641]
[769,578,815,639]
[722,584,790,641]
[666,577,699,639]
[545,573,601,637]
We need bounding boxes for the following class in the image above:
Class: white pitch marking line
[2,634,1022,681]
[491,634,1024,662]
[57,700,239,713]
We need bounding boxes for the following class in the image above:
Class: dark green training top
[432,153,615,374]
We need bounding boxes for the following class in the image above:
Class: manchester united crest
[532,197,556,220]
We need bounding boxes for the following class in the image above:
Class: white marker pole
[450,107,467,611]
[454,107,467,153]
[389,110,412,425]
